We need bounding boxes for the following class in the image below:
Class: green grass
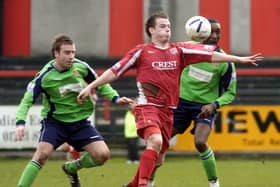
[1,156,279,187]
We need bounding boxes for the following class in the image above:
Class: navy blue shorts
[39,117,103,151]
[173,98,217,134]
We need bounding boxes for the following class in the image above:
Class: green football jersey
[180,48,237,108]
[16,58,119,124]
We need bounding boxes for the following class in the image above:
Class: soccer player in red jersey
[77,12,263,187]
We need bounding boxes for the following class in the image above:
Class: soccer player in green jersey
[176,18,234,187]
[15,34,132,187]
[149,19,235,187]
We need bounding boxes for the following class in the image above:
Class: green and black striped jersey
[180,47,237,108]
[16,58,119,124]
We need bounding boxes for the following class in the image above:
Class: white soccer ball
[185,16,211,42]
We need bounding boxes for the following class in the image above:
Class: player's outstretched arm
[77,69,119,104]
[212,52,264,66]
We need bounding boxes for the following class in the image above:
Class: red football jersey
[110,42,215,108]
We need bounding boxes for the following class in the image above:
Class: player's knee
[194,139,207,152]
[33,151,50,165]
[147,137,162,152]
[94,148,110,163]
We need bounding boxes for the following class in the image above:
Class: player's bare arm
[212,52,264,66]
[115,97,134,105]
[77,69,119,104]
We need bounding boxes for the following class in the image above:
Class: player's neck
[53,61,68,71]
[151,40,169,49]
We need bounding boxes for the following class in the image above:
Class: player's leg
[17,118,61,187]
[59,143,81,160]
[62,141,108,187]
[126,132,161,187]
[147,152,165,187]
[149,99,192,186]
[17,142,54,187]
[194,121,219,187]
[71,149,81,160]
[125,107,160,186]
[62,120,109,185]
[62,120,106,187]
[126,105,173,187]
[63,140,109,176]
[148,126,183,187]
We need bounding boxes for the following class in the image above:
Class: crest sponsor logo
[152,61,177,70]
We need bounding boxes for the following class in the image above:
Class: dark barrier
[0,57,279,147]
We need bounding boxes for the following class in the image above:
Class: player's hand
[197,103,216,118]
[238,53,264,66]
[115,97,134,105]
[129,99,138,109]
[77,87,92,104]
[15,125,25,141]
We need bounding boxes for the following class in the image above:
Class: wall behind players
[2,0,280,57]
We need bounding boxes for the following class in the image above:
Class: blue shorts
[173,98,217,134]
[39,117,103,151]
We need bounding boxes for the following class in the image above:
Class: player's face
[54,44,76,70]
[151,18,171,43]
[203,23,221,45]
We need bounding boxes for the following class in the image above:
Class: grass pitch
[1,156,279,187]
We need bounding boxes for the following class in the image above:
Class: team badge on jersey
[170,48,178,55]
[73,69,79,77]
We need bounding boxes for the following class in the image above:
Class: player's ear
[149,27,155,35]
[54,50,59,58]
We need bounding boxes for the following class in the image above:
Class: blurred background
[0,0,280,157]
